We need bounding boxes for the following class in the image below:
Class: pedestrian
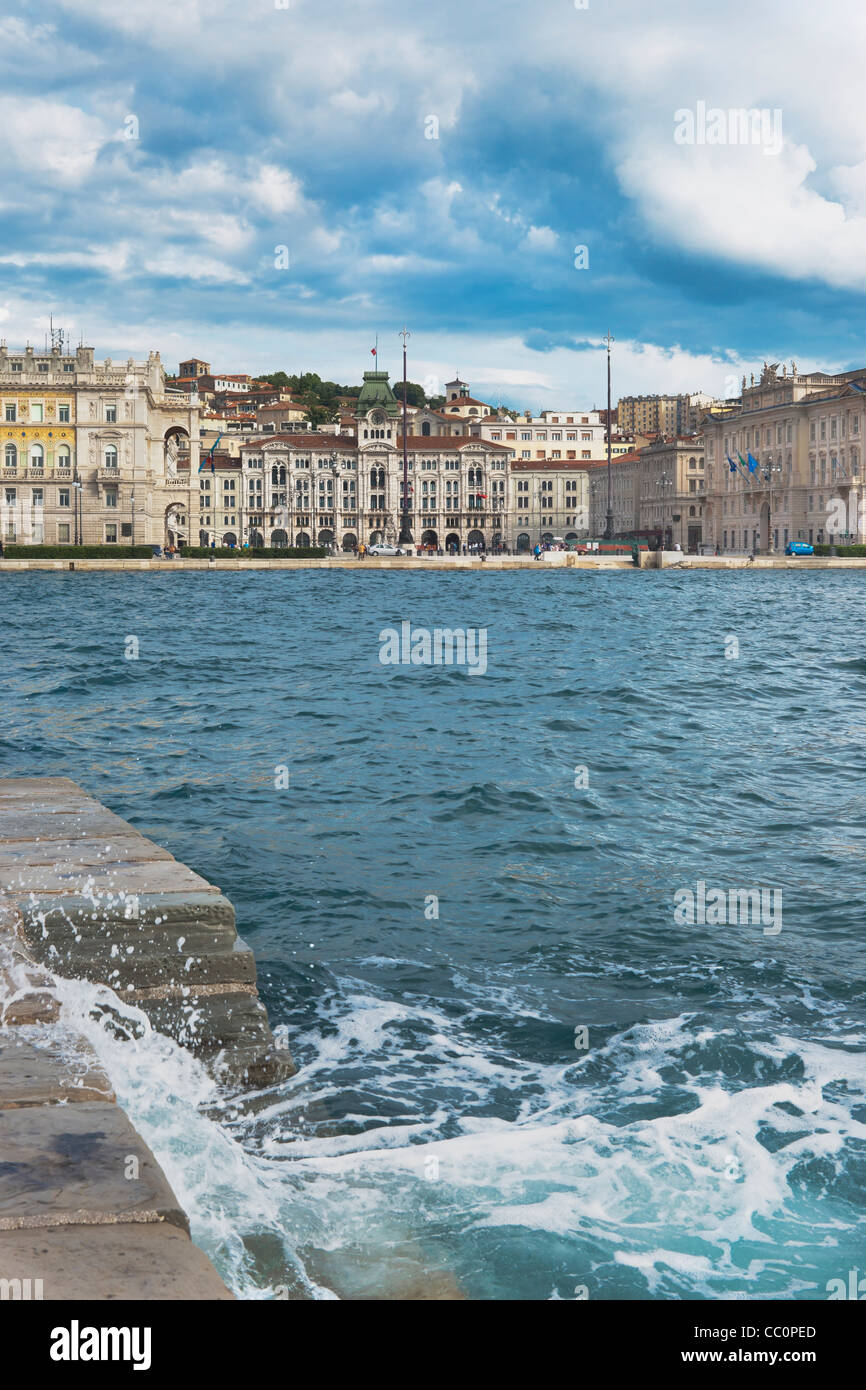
[533,542,541,560]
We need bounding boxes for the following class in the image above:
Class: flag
[737,453,748,473]
[371,347,377,357]
[747,452,759,472]
[727,456,738,473]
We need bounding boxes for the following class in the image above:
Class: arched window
[104,444,118,468]
[30,443,44,466]
[422,421,431,437]
[279,466,286,484]
[370,468,378,486]
[271,465,278,484]
[4,443,16,468]
[56,444,71,466]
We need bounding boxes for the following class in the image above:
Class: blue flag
[727,456,738,473]
[747,452,759,472]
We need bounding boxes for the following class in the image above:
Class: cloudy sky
[3,0,866,408]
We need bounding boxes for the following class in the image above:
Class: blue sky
[3,0,866,409]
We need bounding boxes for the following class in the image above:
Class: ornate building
[702,362,866,552]
[234,370,514,552]
[0,343,199,547]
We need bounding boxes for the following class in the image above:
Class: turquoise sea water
[2,569,865,1299]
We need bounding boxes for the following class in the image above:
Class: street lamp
[604,332,614,540]
[656,472,672,549]
[72,477,83,546]
[763,455,783,554]
[328,450,339,554]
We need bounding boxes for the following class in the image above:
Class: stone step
[0,835,175,869]
[0,781,294,1084]
[0,1032,114,1108]
[0,1101,188,1232]
[4,858,217,897]
[0,1221,234,1299]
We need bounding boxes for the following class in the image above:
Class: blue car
[785,541,814,555]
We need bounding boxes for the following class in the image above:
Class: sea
[2,567,865,1300]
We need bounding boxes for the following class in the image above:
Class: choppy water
[2,569,865,1300]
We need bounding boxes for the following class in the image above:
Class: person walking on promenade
[533,542,541,560]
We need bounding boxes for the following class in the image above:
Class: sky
[3,0,866,410]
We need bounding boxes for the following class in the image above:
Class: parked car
[785,541,814,555]
[367,543,407,556]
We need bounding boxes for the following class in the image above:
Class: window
[32,488,43,508]
[30,443,44,467]
[105,487,118,508]
[56,445,71,467]
[104,445,118,468]
[4,444,16,468]
[58,523,70,543]
[59,404,70,422]
[5,488,16,504]
[11,361,22,372]
[105,402,117,423]
[5,404,15,422]
[37,362,48,373]
[105,523,118,543]
[63,361,74,373]
[30,403,43,422]
[59,489,70,507]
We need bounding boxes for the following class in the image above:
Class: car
[367,543,406,556]
[785,541,814,555]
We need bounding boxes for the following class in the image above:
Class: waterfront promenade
[2,552,866,572]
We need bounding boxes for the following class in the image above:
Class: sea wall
[0,898,232,1299]
[0,778,293,1086]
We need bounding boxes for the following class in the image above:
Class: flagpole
[604,332,614,541]
[398,327,412,546]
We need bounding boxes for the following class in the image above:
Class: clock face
[371,410,385,425]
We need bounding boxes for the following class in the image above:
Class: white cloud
[0,97,107,184]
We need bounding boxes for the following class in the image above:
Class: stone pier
[0,776,300,1299]
[0,777,293,1087]
[0,902,233,1298]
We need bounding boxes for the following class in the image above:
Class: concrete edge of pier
[0,775,298,1299]
[3,553,866,571]
[0,900,233,1299]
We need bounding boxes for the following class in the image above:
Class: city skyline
[3,1,866,408]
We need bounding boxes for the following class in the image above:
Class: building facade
[0,344,199,548]
[636,436,706,549]
[511,461,591,550]
[702,362,866,552]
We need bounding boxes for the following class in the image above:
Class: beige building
[586,451,641,538]
[702,361,866,552]
[0,344,199,548]
[511,461,591,550]
[230,371,511,552]
[637,436,706,549]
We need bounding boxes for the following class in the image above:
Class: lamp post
[72,476,82,546]
[764,454,782,553]
[328,449,338,554]
[398,327,412,545]
[604,331,614,540]
[656,472,672,549]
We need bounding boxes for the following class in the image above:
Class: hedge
[3,544,155,559]
[2,544,327,560]
[813,544,866,556]
[181,546,327,559]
